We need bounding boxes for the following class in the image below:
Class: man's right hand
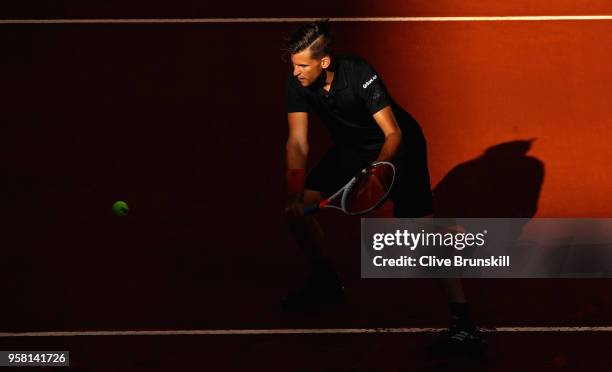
[284,193,306,219]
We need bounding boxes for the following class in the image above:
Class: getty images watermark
[361,218,612,278]
[371,228,510,268]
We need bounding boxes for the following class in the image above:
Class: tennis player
[283,20,486,357]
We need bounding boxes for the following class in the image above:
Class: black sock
[449,302,474,330]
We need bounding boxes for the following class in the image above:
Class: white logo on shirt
[362,75,378,89]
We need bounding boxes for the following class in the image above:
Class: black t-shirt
[286,55,418,151]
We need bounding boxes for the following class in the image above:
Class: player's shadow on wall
[433,140,545,218]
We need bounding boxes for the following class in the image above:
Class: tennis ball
[112,201,129,216]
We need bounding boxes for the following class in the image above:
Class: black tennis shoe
[428,324,488,359]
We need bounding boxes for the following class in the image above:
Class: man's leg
[393,179,486,356]
[430,217,484,356]
[440,278,473,327]
[282,189,344,311]
[417,215,473,327]
[286,190,326,263]
[431,278,487,358]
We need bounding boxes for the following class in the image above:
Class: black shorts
[305,137,433,218]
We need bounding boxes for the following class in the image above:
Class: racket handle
[303,204,319,215]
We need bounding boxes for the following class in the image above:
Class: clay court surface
[2,1,612,370]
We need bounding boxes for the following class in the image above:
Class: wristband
[286,168,306,194]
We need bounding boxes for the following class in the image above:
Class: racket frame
[304,161,396,216]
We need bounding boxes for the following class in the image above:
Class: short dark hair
[285,20,333,59]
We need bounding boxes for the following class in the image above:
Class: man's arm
[285,112,309,218]
[372,106,402,162]
[286,112,309,170]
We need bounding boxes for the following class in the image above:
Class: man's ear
[321,56,331,69]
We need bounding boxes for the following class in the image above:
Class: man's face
[290,49,325,87]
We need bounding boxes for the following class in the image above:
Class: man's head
[285,20,333,87]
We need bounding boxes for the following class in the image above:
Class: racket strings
[343,163,394,214]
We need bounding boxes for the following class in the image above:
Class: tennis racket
[304,161,396,216]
